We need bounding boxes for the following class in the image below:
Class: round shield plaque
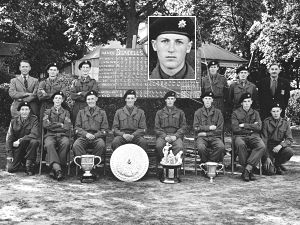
[110,144,149,182]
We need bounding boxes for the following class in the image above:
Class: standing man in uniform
[261,102,294,175]
[6,102,39,175]
[9,60,39,117]
[258,63,290,120]
[201,60,228,114]
[149,16,195,79]
[43,91,72,181]
[70,60,99,123]
[111,89,147,151]
[228,65,258,110]
[155,91,187,160]
[38,63,67,118]
[72,91,108,173]
[193,92,225,164]
[231,93,265,182]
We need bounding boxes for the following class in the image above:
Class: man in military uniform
[6,102,39,175]
[70,60,99,123]
[43,91,72,181]
[155,91,187,160]
[149,16,195,79]
[193,92,225,164]
[258,63,290,120]
[261,102,294,175]
[72,91,108,166]
[231,93,265,181]
[112,89,147,151]
[228,65,258,110]
[201,60,228,114]
[38,63,67,118]
[9,60,39,117]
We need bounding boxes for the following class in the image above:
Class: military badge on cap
[51,91,65,99]
[78,60,91,69]
[123,89,136,99]
[271,102,282,109]
[85,90,98,100]
[207,60,219,68]
[17,101,31,111]
[236,65,249,74]
[46,62,59,71]
[164,91,176,99]
[201,91,214,99]
[239,92,252,103]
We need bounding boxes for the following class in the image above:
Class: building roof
[0,42,19,56]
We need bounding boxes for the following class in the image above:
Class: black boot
[56,170,64,181]
[25,160,35,176]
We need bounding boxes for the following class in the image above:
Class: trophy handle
[199,163,207,174]
[74,156,82,169]
[94,156,102,167]
[216,163,224,174]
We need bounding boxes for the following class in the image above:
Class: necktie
[24,76,28,89]
[271,79,276,96]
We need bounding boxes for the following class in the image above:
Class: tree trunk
[125,0,139,48]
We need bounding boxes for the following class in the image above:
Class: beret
[46,62,59,71]
[201,91,214,99]
[51,91,65,99]
[164,91,176,99]
[239,92,252,103]
[17,102,31,111]
[124,89,136,99]
[149,16,195,40]
[236,65,249,74]
[207,60,219,68]
[78,60,91,69]
[271,102,282,109]
[85,90,98,100]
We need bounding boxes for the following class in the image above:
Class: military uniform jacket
[150,63,195,79]
[229,80,258,109]
[262,117,293,157]
[6,114,39,157]
[112,106,146,137]
[43,106,71,137]
[193,106,223,137]
[75,106,108,138]
[37,78,66,102]
[9,75,38,103]
[155,106,187,139]
[231,107,262,136]
[70,76,99,102]
[201,73,228,99]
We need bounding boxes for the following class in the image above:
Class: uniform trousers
[266,142,294,166]
[156,137,183,160]
[235,135,265,168]
[111,136,147,151]
[7,139,39,172]
[44,135,70,166]
[196,136,225,163]
[72,137,105,157]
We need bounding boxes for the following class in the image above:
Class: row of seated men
[6,86,294,182]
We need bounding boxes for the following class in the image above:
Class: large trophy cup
[74,155,101,183]
[199,162,224,183]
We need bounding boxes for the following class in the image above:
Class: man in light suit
[9,60,39,117]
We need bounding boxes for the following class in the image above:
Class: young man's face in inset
[80,64,91,77]
[125,94,136,107]
[53,95,64,107]
[203,96,213,108]
[269,64,281,78]
[86,95,97,108]
[165,96,176,107]
[48,66,59,79]
[209,65,219,76]
[238,70,249,81]
[152,33,192,75]
[20,106,30,118]
[19,62,31,76]
[241,98,252,110]
[271,107,282,119]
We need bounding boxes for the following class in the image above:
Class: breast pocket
[171,114,180,127]
[160,114,169,128]
[214,82,224,96]
[119,114,128,128]
[277,129,285,139]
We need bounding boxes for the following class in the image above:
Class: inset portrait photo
[148,16,196,80]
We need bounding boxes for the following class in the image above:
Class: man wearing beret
[112,89,147,151]
[9,60,39,117]
[258,63,290,120]
[38,63,67,119]
[231,92,265,181]
[201,60,228,114]
[149,16,195,79]
[261,102,294,175]
[193,92,225,165]
[43,91,72,181]
[72,91,108,175]
[228,65,258,110]
[70,60,99,123]
[155,91,187,160]
[6,102,39,175]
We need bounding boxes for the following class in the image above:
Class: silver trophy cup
[74,155,101,182]
[199,162,224,183]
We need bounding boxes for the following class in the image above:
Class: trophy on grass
[74,155,101,183]
[199,162,224,183]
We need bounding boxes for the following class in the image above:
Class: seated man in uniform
[6,102,39,175]
[261,102,294,175]
[43,91,72,181]
[111,89,147,151]
[155,91,187,160]
[72,91,108,176]
[193,92,225,166]
[149,16,195,79]
[231,93,265,182]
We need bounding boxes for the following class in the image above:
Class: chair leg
[231,145,235,174]
[39,144,43,175]
[194,148,197,176]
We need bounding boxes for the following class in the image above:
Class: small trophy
[74,155,101,183]
[199,162,224,183]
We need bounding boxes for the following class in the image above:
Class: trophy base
[80,174,96,183]
[160,164,181,184]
